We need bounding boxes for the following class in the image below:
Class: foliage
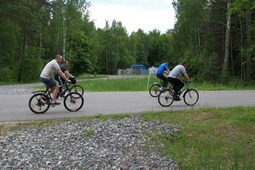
[1,0,255,84]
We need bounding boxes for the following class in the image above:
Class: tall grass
[141,107,255,169]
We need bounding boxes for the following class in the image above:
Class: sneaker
[51,102,61,107]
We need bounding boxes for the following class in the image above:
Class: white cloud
[89,1,176,34]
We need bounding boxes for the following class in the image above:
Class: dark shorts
[40,77,57,88]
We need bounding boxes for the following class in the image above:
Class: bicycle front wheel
[28,93,50,114]
[183,89,199,106]
[158,89,174,107]
[71,84,84,96]
[149,83,161,97]
[64,92,84,112]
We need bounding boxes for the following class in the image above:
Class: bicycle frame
[179,81,191,96]
[58,82,78,97]
[32,87,52,100]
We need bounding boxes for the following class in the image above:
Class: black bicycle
[28,84,84,114]
[58,78,84,98]
[158,80,199,107]
[149,79,171,97]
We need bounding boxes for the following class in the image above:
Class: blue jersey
[157,63,168,74]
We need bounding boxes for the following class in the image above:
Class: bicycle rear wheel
[71,84,84,96]
[64,92,84,112]
[183,89,199,106]
[149,83,161,97]
[28,93,50,114]
[158,89,174,107]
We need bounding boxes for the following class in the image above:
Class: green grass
[80,76,149,91]
[79,75,255,91]
[2,74,255,91]
[141,107,255,169]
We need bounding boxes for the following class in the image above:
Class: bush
[0,66,15,82]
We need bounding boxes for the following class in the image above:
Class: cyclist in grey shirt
[40,54,71,106]
[168,61,190,101]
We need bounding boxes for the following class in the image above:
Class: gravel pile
[0,83,42,95]
[0,117,180,169]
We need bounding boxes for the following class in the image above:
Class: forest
[0,0,255,84]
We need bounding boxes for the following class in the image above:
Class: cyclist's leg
[175,79,184,94]
[40,77,59,104]
[57,75,65,94]
[156,74,168,88]
[168,77,181,100]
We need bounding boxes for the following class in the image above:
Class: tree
[222,0,232,81]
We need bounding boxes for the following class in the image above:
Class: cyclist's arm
[56,68,70,82]
[183,72,190,82]
[64,70,74,78]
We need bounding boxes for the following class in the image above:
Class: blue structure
[131,64,148,74]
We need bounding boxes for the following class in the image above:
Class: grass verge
[141,106,255,169]
[76,75,255,91]
[1,107,254,169]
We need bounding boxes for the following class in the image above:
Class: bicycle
[149,79,171,97]
[57,77,84,98]
[158,80,199,107]
[28,84,84,114]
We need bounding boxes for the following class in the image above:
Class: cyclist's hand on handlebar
[66,79,71,83]
[185,79,191,83]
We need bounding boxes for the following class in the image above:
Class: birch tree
[222,0,231,77]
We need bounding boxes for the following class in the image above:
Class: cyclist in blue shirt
[156,61,171,90]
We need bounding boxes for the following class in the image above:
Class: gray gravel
[0,117,180,169]
[0,83,42,95]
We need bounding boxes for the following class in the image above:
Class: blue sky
[89,0,176,34]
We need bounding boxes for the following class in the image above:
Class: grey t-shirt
[168,64,186,78]
[40,59,60,79]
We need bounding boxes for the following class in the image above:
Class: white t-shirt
[40,59,60,79]
[168,64,186,78]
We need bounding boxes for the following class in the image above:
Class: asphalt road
[0,90,255,123]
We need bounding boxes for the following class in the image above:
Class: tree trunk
[245,11,251,81]
[222,0,231,75]
[238,13,244,79]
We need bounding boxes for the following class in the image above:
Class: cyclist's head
[55,54,63,64]
[63,60,69,66]
[165,61,170,65]
[181,61,187,67]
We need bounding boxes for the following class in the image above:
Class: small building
[131,64,148,74]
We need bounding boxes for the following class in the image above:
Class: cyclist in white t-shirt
[168,61,191,101]
[40,54,71,107]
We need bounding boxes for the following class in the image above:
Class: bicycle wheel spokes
[64,92,84,112]
[28,94,50,114]
[149,84,161,97]
[183,89,199,106]
[158,89,174,107]
[71,85,84,96]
